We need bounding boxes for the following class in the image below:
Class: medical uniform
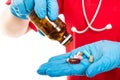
[58,0,120,80]
[6,0,120,80]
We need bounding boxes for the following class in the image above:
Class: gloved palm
[37,40,120,77]
[10,0,58,20]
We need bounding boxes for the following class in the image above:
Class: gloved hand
[37,40,120,77]
[10,0,58,20]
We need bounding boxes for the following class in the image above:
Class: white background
[0,0,66,80]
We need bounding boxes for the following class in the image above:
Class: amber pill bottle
[29,11,72,46]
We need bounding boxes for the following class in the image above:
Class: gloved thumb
[86,56,114,77]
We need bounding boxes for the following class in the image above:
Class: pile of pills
[67,50,94,64]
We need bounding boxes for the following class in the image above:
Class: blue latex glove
[10,0,58,20]
[37,40,120,77]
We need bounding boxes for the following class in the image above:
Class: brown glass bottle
[29,11,72,46]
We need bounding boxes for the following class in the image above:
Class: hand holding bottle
[10,0,58,20]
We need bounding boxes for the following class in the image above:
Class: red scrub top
[6,0,120,80]
[58,0,120,80]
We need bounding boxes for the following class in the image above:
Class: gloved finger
[37,63,48,75]
[38,58,91,77]
[10,0,28,15]
[47,0,58,21]
[10,6,28,19]
[24,0,34,13]
[46,58,90,77]
[10,0,28,19]
[37,59,68,75]
[86,56,117,77]
[34,0,46,19]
